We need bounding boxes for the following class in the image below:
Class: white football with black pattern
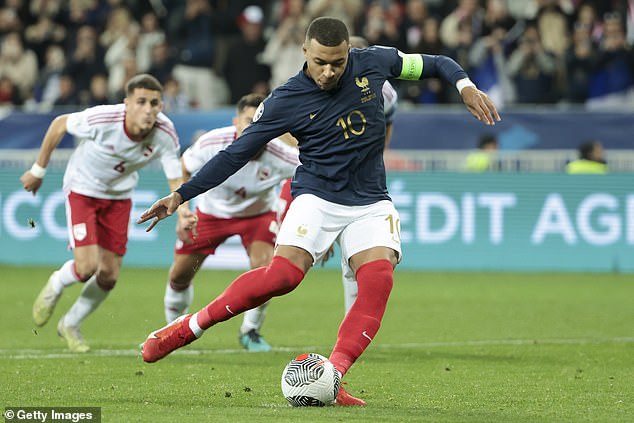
[281,353,341,407]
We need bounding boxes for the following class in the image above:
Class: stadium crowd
[0,0,633,111]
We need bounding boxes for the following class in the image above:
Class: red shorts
[175,209,279,256]
[278,178,293,222]
[66,191,132,255]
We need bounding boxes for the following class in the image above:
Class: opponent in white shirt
[163,93,300,352]
[21,74,194,353]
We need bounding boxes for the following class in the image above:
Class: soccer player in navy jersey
[138,17,500,405]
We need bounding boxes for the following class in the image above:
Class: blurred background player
[464,133,499,172]
[565,139,607,174]
[163,93,299,352]
[21,74,195,352]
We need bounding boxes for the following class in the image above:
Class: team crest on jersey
[355,77,370,93]
[73,223,87,241]
[355,76,376,103]
[253,102,264,122]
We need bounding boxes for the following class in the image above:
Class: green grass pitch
[1,265,632,422]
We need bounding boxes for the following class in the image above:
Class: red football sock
[197,256,304,329]
[329,259,394,376]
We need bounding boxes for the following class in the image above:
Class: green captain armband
[398,53,423,80]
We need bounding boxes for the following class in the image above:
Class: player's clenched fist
[20,170,45,195]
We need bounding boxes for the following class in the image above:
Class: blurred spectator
[415,15,444,54]
[223,5,271,104]
[587,12,634,107]
[260,0,308,89]
[442,19,476,103]
[465,133,499,172]
[563,21,598,103]
[86,73,110,107]
[147,40,177,85]
[575,2,603,43]
[506,25,558,103]
[24,5,66,66]
[362,1,404,49]
[102,7,140,98]
[482,0,517,36]
[0,32,38,103]
[162,77,191,113]
[111,56,139,101]
[505,0,538,20]
[171,0,228,108]
[99,6,135,49]
[53,73,79,109]
[505,0,575,21]
[306,0,364,34]
[0,0,28,37]
[66,0,110,28]
[423,0,446,18]
[0,75,20,106]
[63,25,108,102]
[400,0,429,53]
[469,1,519,107]
[535,0,572,58]
[565,139,607,173]
[136,11,165,72]
[36,44,66,107]
[440,0,484,49]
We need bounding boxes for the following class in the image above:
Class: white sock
[189,312,203,338]
[62,275,109,327]
[341,258,358,314]
[164,282,194,324]
[240,302,269,334]
[50,260,81,294]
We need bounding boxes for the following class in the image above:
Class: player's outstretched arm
[399,53,501,126]
[168,174,198,243]
[137,191,183,232]
[460,85,501,126]
[20,115,69,195]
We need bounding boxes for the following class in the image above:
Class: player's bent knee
[169,279,192,291]
[74,263,97,282]
[95,272,117,291]
[356,260,394,299]
[266,256,305,295]
[169,272,193,288]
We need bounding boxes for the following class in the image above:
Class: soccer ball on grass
[280,353,341,406]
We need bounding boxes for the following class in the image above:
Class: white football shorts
[276,194,402,264]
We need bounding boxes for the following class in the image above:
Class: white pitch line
[1,337,633,360]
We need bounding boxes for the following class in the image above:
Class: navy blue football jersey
[177,46,465,206]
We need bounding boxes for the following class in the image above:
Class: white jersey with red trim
[183,125,299,218]
[63,104,181,199]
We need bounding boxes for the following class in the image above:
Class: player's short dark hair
[478,133,498,149]
[237,93,265,113]
[306,17,349,47]
[125,74,163,95]
[578,140,600,160]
